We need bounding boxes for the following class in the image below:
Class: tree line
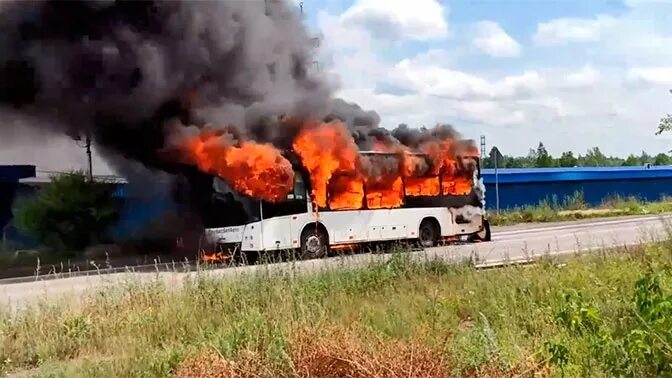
[483,143,672,169]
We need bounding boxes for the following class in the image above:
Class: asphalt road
[2,214,670,311]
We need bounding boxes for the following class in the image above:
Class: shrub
[12,171,120,252]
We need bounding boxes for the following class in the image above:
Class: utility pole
[73,128,94,181]
[480,135,486,168]
[494,148,500,213]
[85,130,93,182]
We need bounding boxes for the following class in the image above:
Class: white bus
[202,151,490,261]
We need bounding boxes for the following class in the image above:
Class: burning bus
[197,121,491,261]
[0,1,491,263]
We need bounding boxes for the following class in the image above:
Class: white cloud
[626,66,672,86]
[471,21,521,58]
[564,65,601,88]
[316,11,373,52]
[339,0,448,41]
[533,15,618,45]
[389,56,544,101]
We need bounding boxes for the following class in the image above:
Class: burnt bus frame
[297,151,482,212]
[187,150,483,229]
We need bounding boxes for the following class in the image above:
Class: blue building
[0,165,36,246]
[481,165,672,210]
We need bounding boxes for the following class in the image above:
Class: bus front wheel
[300,226,329,260]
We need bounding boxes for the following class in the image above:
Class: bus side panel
[261,216,294,251]
[446,208,484,236]
[306,211,368,243]
[291,211,372,244]
[287,207,483,249]
[241,221,263,252]
[315,208,454,244]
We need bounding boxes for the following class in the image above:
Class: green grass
[3,238,672,376]
[489,192,672,226]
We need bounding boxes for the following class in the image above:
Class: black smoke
[0,0,481,245]
[0,0,335,248]
[0,0,331,172]
[0,0,475,173]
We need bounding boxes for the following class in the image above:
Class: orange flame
[292,121,359,208]
[168,117,478,211]
[366,176,403,209]
[177,129,294,202]
[291,120,478,210]
[404,176,440,196]
[328,174,364,210]
[201,251,229,263]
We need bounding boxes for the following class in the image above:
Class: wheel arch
[300,221,329,242]
[418,216,441,235]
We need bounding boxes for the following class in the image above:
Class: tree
[582,147,609,167]
[623,154,639,166]
[503,156,525,168]
[558,151,578,167]
[535,142,555,168]
[656,114,672,135]
[654,153,672,166]
[13,172,120,251]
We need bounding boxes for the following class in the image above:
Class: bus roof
[359,151,426,157]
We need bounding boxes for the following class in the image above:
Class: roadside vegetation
[489,191,672,226]
[484,141,672,169]
[3,237,672,377]
[12,171,120,253]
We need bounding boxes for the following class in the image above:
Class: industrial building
[0,165,35,247]
[481,165,672,210]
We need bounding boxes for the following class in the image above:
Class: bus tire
[300,225,329,260]
[418,218,439,248]
[469,219,491,242]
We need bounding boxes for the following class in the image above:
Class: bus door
[288,173,310,249]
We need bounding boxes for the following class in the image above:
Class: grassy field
[3,238,672,377]
[489,192,672,226]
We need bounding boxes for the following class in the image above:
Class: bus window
[404,176,440,197]
[327,174,364,210]
[293,174,306,200]
[262,172,309,218]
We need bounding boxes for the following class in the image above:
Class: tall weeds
[1,243,672,377]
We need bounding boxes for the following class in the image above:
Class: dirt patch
[173,349,269,378]
[173,328,448,378]
[291,328,447,378]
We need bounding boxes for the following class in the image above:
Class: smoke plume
[0,0,331,172]
[0,0,482,239]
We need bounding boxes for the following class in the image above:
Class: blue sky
[291,0,672,157]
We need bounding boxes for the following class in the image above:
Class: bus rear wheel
[418,219,439,248]
[300,226,329,260]
[468,219,491,242]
